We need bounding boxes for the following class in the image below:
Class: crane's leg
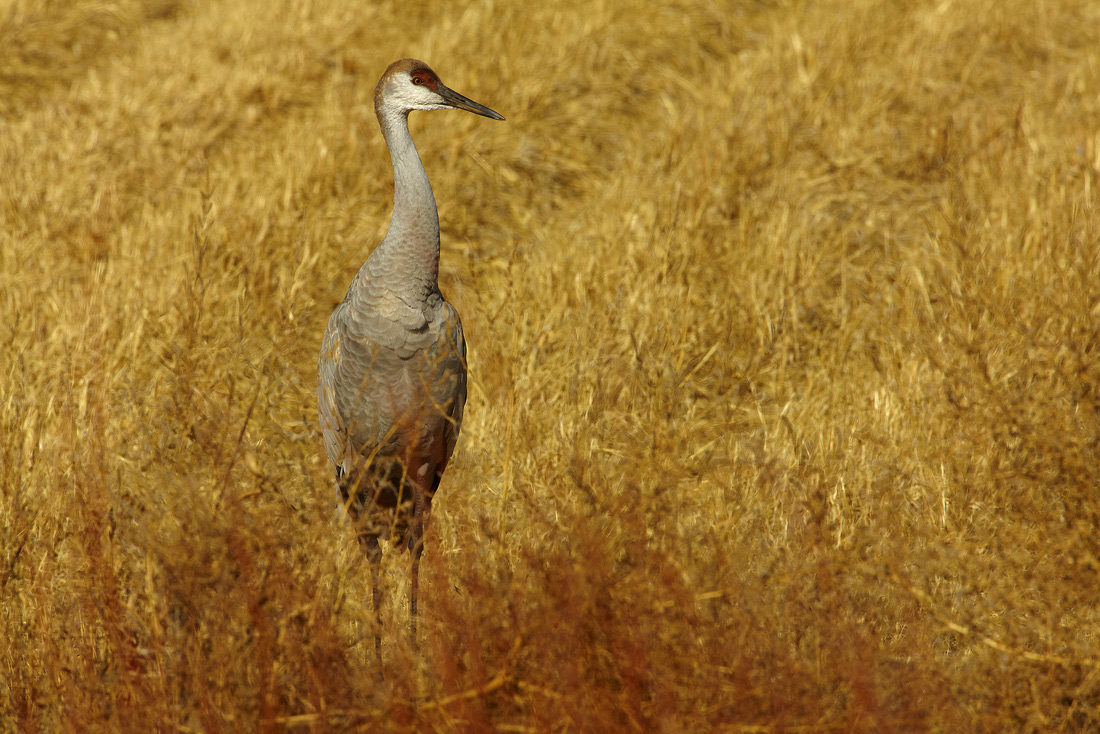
[341,469,386,664]
[357,530,384,661]
[347,477,387,664]
[408,511,423,636]
[408,484,432,638]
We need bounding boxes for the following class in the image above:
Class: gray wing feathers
[317,311,349,470]
[318,291,466,482]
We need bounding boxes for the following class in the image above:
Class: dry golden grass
[2,0,1100,730]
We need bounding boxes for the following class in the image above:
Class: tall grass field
[2,0,1099,731]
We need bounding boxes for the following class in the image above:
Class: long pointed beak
[439,85,505,121]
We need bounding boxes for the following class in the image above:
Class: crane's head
[375,58,505,121]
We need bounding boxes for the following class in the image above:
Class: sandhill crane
[317,59,503,648]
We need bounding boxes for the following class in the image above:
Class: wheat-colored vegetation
[2,0,1099,730]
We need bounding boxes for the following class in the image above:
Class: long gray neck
[370,107,441,298]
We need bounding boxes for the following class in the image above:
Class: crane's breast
[318,297,466,473]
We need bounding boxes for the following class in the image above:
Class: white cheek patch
[390,75,445,111]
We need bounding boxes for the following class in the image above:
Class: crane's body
[317,59,503,641]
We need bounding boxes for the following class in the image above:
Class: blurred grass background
[2,0,1099,731]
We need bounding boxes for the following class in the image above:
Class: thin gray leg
[358,532,383,664]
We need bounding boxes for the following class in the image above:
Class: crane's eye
[412,74,425,85]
